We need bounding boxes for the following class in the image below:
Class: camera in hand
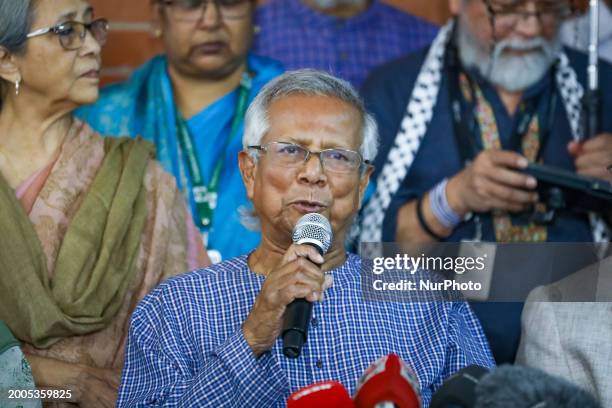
[522,162,612,223]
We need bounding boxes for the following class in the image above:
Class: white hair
[240,69,379,231]
[243,69,379,163]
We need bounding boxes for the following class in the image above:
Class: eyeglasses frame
[247,141,372,174]
[26,18,109,50]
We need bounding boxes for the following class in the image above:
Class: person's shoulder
[166,255,249,288]
[137,256,252,312]
[163,256,252,292]
[362,48,430,98]
[529,256,612,302]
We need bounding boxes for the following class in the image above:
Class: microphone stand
[582,0,601,140]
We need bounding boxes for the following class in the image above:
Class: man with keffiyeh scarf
[360,0,612,364]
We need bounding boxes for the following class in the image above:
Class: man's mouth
[290,200,328,214]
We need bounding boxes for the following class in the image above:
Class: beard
[308,0,367,8]
[457,20,562,92]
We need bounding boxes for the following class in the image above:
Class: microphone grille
[292,213,332,255]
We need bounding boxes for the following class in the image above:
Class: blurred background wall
[90,0,589,85]
[90,0,453,85]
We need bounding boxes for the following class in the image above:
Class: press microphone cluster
[287,354,422,408]
[430,364,601,408]
[286,355,602,408]
[282,213,333,358]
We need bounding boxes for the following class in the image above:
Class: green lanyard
[176,72,252,230]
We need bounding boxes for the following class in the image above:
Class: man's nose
[298,153,327,185]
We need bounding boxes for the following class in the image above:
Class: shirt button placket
[310,313,324,372]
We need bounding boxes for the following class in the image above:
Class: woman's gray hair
[240,69,379,231]
[0,0,35,105]
[0,0,35,54]
[243,69,379,163]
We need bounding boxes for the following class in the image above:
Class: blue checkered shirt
[117,254,494,407]
[252,0,439,88]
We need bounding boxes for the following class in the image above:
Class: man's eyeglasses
[160,0,251,21]
[26,19,108,51]
[248,142,370,174]
[484,0,574,32]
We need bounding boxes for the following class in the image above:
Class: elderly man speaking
[116,70,494,407]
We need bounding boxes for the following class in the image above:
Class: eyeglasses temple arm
[26,27,53,39]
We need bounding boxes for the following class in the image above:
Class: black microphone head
[292,213,332,255]
[474,365,601,408]
[430,365,490,408]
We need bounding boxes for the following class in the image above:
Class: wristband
[416,195,445,241]
[429,178,462,229]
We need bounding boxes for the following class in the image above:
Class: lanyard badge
[193,186,217,227]
[176,71,252,231]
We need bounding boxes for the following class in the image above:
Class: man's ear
[0,47,21,84]
[358,164,374,204]
[239,150,257,201]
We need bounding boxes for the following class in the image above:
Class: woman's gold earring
[153,28,162,38]
[254,25,261,34]
[14,79,20,96]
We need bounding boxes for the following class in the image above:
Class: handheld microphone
[282,213,332,358]
[430,365,601,408]
[354,353,422,408]
[287,380,355,408]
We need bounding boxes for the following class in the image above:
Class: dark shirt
[361,47,612,363]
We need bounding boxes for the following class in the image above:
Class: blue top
[117,254,494,407]
[253,0,438,87]
[76,54,284,261]
[361,47,612,364]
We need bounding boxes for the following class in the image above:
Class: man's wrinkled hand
[242,244,333,357]
[447,149,538,215]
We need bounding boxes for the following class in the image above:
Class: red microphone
[354,354,422,408]
[287,380,355,408]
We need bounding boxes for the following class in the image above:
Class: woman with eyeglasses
[0,0,209,406]
[77,0,284,264]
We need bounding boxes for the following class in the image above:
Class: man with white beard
[360,0,612,364]
[252,0,438,87]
